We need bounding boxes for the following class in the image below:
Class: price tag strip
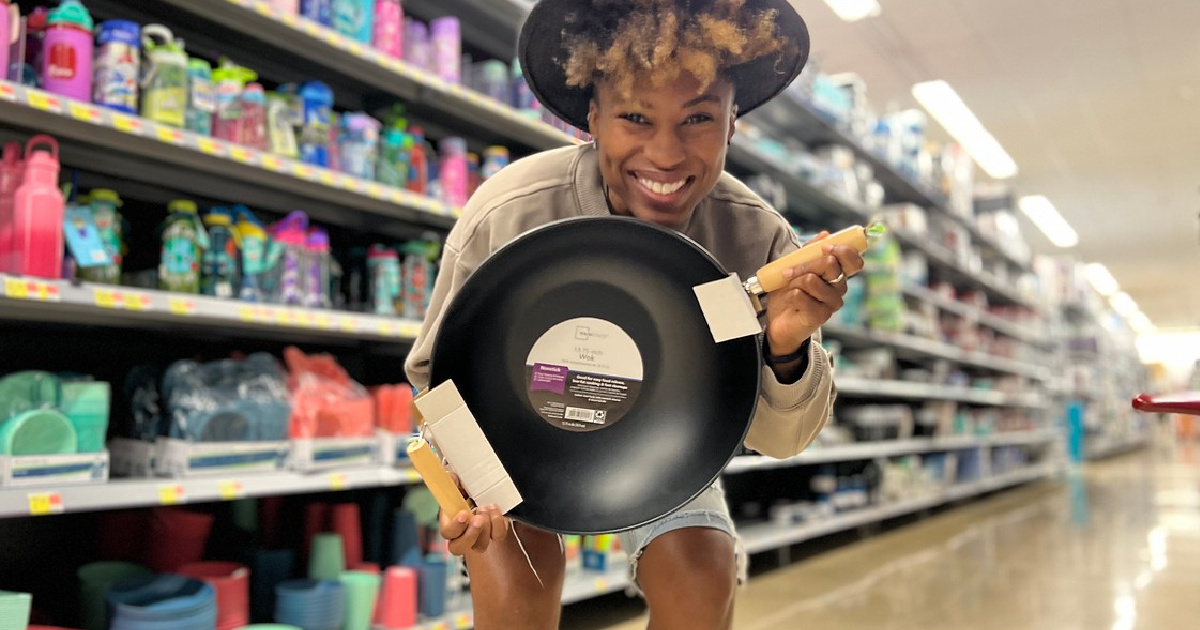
[28,492,63,516]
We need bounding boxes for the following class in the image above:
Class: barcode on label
[565,407,604,424]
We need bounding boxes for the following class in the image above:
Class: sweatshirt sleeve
[403,239,470,393]
[741,223,838,459]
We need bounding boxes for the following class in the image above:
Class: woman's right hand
[439,473,511,555]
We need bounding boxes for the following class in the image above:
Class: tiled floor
[563,439,1200,629]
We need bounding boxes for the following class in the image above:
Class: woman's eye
[619,113,649,125]
[685,113,714,125]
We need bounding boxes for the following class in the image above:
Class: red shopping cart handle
[1132,392,1200,416]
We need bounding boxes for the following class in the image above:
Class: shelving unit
[0,0,1069,626]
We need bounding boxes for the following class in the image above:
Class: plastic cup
[0,591,32,630]
[308,532,345,581]
[330,502,363,568]
[176,561,250,630]
[0,409,77,455]
[373,566,416,629]
[146,507,214,572]
[338,570,381,630]
[76,561,152,630]
[249,549,294,623]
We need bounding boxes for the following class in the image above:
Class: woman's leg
[463,522,567,630]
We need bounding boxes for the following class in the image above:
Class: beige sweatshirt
[404,143,836,459]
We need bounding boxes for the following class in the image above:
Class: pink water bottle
[41,0,94,102]
[0,1,17,83]
[438,137,469,208]
[0,141,23,273]
[11,135,64,278]
[373,0,403,59]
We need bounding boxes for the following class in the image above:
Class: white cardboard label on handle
[693,274,762,342]
[414,380,523,514]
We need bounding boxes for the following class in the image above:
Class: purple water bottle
[305,227,332,308]
[41,0,93,102]
[430,16,460,83]
[300,0,332,27]
[405,19,430,71]
[272,211,308,306]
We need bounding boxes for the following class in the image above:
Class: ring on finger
[828,273,846,285]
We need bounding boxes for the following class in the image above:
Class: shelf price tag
[94,288,121,309]
[112,114,141,134]
[338,318,358,333]
[169,297,196,315]
[453,614,472,629]
[0,83,14,100]
[261,155,282,171]
[28,492,62,516]
[155,126,183,145]
[594,578,608,591]
[398,322,422,339]
[377,321,397,337]
[317,171,336,186]
[69,103,102,123]
[329,473,349,491]
[365,184,384,199]
[157,484,186,505]
[26,90,58,112]
[123,292,152,311]
[3,277,28,299]
[229,147,251,163]
[197,138,224,156]
[431,623,448,630]
[218,480,244,501]
[237,306,256,322]
[314,314,334,330]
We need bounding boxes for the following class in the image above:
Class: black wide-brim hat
[518,0,810,132]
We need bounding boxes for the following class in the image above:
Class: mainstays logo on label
[574,325,610,341]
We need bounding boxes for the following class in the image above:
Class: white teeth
[638,178,686,196]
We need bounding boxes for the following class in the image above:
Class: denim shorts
[615,477,748,597]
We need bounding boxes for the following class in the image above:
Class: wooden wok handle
[407,437,473,516]
[755,225,872,294]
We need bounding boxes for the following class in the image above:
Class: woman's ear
[727,105,738,145]
[588,100,599,134]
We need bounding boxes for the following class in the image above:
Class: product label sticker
[525,318,643,433]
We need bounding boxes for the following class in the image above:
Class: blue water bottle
[298,81,333,168]
[300,0,332,26]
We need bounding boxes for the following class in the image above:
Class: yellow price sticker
[317,171,336,186]
[330,473,349,491]
[28,492,62,516]
[229,147,251,162]
[280,13,298,27]
[261,155,282,171]
[595,578,608,591]
[112,115,140,134]
[314,314,334,330]
[156,126,182,144]
[253,1,273,16]
[377,321,397,337]
[35,282,58,302]
[69,103,101,122]
[26,90,55,111]
[296,311,316,327]
[4,277,29,299]
[169,297,195,315]
[123,292,152,311]
[218,480,244,501]
[158,484,186,505]
[398,322,422,339]
[197,138,222,156]
[432,623,448,630]
[347,42,365,56]
[237,306,256,322]
[454,613,472,628]
[94,289,121,309]
[365,184,384,199]
[291,163,313,178]
[274,309,294,326]
[338,318,358,333]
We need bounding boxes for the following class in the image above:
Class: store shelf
[402,0,532,61]
[738,462,1058,554]
[901,285,1045,345]
[0,466,421,519]
[561,557,631,605]
[727,141,869,225]
[890,230,1040,311]
[725,429,1060,473]
[1084,436,1149,461]
[85,0,573,153]
[0,274,422,346]
[823,323,1051,381]
[836,378,1046,407]
[0,82,456,239]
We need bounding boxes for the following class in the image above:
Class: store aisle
[566,444,1200,630]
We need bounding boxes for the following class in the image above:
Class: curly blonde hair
[561,0,792,97]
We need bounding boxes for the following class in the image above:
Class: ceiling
[787,0,1200,330]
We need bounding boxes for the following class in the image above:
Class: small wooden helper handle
[407,437,472,517]
[754,225,871,294]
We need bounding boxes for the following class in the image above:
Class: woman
[405,1,864,627]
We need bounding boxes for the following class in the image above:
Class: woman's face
[588,72,737,229]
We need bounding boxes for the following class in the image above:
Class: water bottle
[159,199,207,293]
[234,206,266,302]
[300,0,332,27]
[0,1,14,83]
[373,0,403,58]
[299,81,334,168]
[482,146,509,182]
[438,137,468,208]
[430,17,460,84]
[241,82,268,151]
[338,112,381,180]
[185,58,215,137]
[305,228,332,308]
[332,0,373,44]
[201,207,240,298]
[367,244,399,315]
[92,20,140,113]
[41,0,93,102]
[11,135,63,278]
[270,211,307,306]
[213,60,256,144]
[400,238,435,320]
[0,141,22,273]
[140,25,189,128]
[77,188,123,285]
[377,128,408,188]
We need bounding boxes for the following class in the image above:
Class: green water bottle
[76,188,123,285]
[158,199,208,293]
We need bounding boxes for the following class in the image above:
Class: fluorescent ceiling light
[911,80,1018,179]
[822,0,881,21]
[1018,195,1078,248]
[1084,263,1119,296]
[1110,291,1138,317]
[1128,311,1156,335]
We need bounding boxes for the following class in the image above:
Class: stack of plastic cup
[308,533,346,581]
[274,580,344,630]
[0,591,32,630]
[176,562,250,630]
[338,571,380,630]
[373,566,417,630]
[106,575,217,630]
[330,503,364,568]
[77,562,153,630]
[146,507,214,572]
[249,549,294,622]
